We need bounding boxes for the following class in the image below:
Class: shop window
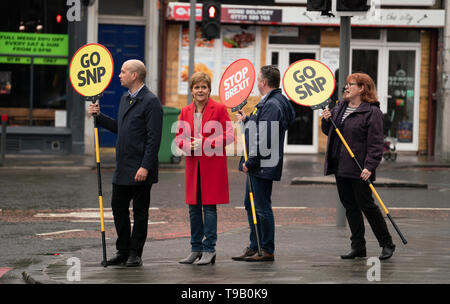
[177,24,258,96]
[1,0,68,34]
[387,29,420,42]
[0,63,66,126]
[351,49,378,87]
[0,0,68,126]
[351,28,380,40]
[269,27,320,45]
[99,0,144,16]
[0,64,30,108]
[387,50,416,143]
[34,65,66,110]
[271,52,279,66]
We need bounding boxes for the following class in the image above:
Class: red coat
[175,98,234,205]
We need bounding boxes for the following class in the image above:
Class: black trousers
[335,176,393,249]
[111,183,152,257]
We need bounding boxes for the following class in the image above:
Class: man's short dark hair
[260,65,280,89]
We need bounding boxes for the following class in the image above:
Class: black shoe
[340,248,367,259]
[126,255,143,267]
[106,254,128,266]
[379,244,396,260]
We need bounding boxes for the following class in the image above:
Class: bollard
[0,114,7,166]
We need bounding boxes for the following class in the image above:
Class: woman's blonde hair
[347,72,378,103]
[189,72,211,91]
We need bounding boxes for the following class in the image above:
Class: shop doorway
[268,48,319,153]
[97,24,145,147]
[351,47,420,151]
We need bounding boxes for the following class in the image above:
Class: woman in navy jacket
[322,73,396,261]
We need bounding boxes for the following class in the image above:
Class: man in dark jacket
[88,59,163,267]
[232,65,295,262]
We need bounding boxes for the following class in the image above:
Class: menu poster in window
[178,26,215,95]
[0,71,11,94]
[320,48,339,104]
[320,48,339,80]
[221,26,256,70]
[221,26,256,95]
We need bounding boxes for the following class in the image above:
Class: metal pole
[0,115,6,166]
[29,58,34,126]
[435,0,450,161]
[187,0,196,105]
[336,16,351,228]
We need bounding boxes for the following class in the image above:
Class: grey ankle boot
[179,252,202,264]
[195,251,216,265]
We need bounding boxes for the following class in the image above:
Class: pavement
[0,151,450,288]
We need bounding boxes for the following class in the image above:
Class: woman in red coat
[175,72,234,265]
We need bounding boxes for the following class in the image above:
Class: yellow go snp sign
[69,43,114,97]
[282,59,335,108]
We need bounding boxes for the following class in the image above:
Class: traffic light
[336,0,370,11]
[306,0,332,12]
[202,1,221,40]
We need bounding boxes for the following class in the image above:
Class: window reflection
[387,51,416,142]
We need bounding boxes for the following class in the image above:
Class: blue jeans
[189,168,217,253]
[244,175,274,254]
[189,203,217,253]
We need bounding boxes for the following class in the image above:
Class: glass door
[351,47,419,151]
[351,49,379,88]
[386,49,419,150]
[350,47,385,112]
[269,48,319,153]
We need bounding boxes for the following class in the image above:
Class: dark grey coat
[321,100,384,181]
[96,85,163,185]
[239,88,296,181]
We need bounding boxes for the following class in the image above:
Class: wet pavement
[18,212,450,284]
[0,152,449,287]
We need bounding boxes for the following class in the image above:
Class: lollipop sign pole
[219,59,262,256]
[69,43,115,266]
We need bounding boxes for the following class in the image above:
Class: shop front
[0,0,160,154]
[0,0,72,154]
[83,0,160,151]
[165,1,444,154]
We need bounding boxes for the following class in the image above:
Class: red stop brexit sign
[219,58,255,109]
